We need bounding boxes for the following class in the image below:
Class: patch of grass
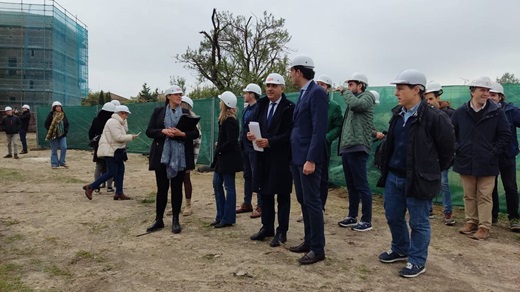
[5,234,24,244]
[140,192,156,204]
[357,264,371,280]
[69,250,105,265]
[0,218,20,226]
[0,168,25,182]
[62,177,85,184]
[44,264,72,277]
[6,247,35,257]
[0,263,32,292]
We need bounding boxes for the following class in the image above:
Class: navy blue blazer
[290,80,329,165]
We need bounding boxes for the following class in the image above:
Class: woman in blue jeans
[83,106,137,200]
[44,101,69,169]
[210,91,243,228]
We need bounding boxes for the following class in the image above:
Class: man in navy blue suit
[288,54,329,265]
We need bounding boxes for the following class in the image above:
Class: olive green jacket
[338,90,375,152]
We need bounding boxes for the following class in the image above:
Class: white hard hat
[391,69,427,89]
[347,72,369,85]
[115,105,131,114]
[165,85,183,95]
[102,102,116,112]
[264,73,285,85]
[316,75,333,86]
[22,104,30,110]
[218,91,237,109]
[290,54,315,69]
[111,100,121,106]
[468,76,493,89]
[243,83,262,95]
[490,81,504,95]
[369,90,381,104]
[4,106,12,111]
[52,101,62,107]
[425,81,443,94]
[181,96,194,108]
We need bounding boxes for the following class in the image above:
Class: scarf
[160,105,186,179]
[45,111,64,141]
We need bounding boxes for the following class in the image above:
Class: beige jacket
[97,114,133,158]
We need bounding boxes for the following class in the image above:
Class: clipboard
[176,114,200,132]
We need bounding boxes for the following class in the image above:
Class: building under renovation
[0,0,88,110]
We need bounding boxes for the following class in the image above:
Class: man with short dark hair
[488,81,520,231]
[1,106,21,159]
[237,83,262,218]
[377,69,455,278]
[288,54,328,265]
[452,76,512,240]
[337,72,376,232]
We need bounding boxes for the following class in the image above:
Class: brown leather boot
[250,206,262,218]
[114,193,132,200]
[471,227,489,240]
[83,185,93,200]
[459,222,478,234]
[236,203,253,213]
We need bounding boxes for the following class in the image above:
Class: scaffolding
[0,0,88,110]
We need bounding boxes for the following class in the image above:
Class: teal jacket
[338,90,375,152]
[326,99,343,157]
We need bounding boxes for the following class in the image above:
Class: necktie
[297,89,305,103]
[267,102,276,127]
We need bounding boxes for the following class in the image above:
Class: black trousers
[319,157,330,210]
[492,156,520,220]
[261,193,291,235]
[155,164,185,221]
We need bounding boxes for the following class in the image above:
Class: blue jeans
[440,169,453,214]
[291,163,325,256]
[19,129,28,151]
[383,172,431,267]
[49,136,67,167]
[243,151,261,206]
[90,157,125,195]
[213,172,237,225]
[342,151,372,223]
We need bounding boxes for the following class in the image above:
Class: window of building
[8,57,17,75]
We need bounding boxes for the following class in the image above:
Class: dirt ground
[1,133,519,292]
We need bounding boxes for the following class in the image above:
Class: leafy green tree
[137,83,156,102]
[176,9,292,93]
[98,90,105,105]
[170,75,187,93]
[105,91,112,103]
[188,84,221,99]
[496,72,519,84]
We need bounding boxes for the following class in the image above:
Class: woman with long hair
[44,101,69,169]
[83,105,137,200]
[146,86,200,234]
[210,91,243,228]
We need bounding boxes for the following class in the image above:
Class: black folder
[176,114,200,132]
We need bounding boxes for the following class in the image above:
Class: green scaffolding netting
[35,84,520,212]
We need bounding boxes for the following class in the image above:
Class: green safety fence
[36,84,520,212]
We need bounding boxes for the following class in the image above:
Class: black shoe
[289,241,310,253]
[3,154,12,158]
[214,222,233,228]
[210,220,220,226]
[250,227,274,241]
[146,220,165,233]
[270,233,287,247]
[298,251,325,265]
[20,150,28,154]
[172,217,181,234]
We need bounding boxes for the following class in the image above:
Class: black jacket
[247,95,295,195]
[44,111,69,138]
[377,101,455,199]
[211,116,243,174]
[19,111,31,131]
[146,107,200,171]
[0,115,21,134]
[88,110,113,162]
[451,100,512,176]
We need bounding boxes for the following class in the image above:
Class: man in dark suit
[288,55,329,265]
[248,73,295,247]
